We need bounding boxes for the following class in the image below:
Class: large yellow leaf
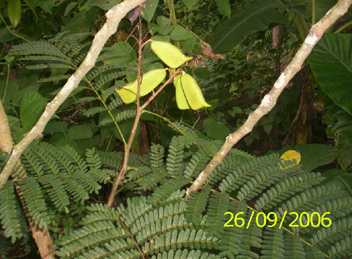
[151,40,192,68]
[116,69,167,104]
[174,75,189,110]
[173,72,211,110]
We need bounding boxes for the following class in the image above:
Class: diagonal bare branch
[0,101,13,154]
[0,0,147,190]
[187,0,352,195]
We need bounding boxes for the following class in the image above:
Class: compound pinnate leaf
[116,69,167,104]
[151,40,192,68]
[173,72,210,110]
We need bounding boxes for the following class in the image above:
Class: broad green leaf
[23,0,38,18]
[142,0,159,22]
[150,16,174,35]
[116,69,167,104]
[20,90,46,131]
[309,0,335,21]
[283,144,337,171]
[26,0,58,13]
[215,0,231,18]
[203,117,230,140]
[80,0,117,11]
[182,0,200,10]
[309,33,352,115]
[8,0,22,27]
[151,40,192,68]
[170,25,193,41]
[210,0,284,53]
[173,72,210,110]
[64,2,78,16]
[280,150,301,165]
[68,124,94,140]
[99,42,136,66]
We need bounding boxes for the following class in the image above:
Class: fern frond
[0,183,26,242]
[38,174,70,212]
[150,177,189,205]
[150,144,165,169]
[185,186,211,226]
[255,173,325,210]
[166,137,185,177]
[85,148,102,170]
[20,178,52,229]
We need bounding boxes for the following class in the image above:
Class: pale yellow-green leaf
[174,75,189,110]
[173,72,211,110]
[151,40,193,68]
[116,69,167,104]
[8,0,21,27]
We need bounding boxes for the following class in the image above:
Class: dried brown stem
[187,0,352,196]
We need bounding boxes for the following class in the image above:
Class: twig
[186,0,352,196]
[0,0,147,190]
[107,16,179,206]
[107,18,145,207]
[0,102,13,154]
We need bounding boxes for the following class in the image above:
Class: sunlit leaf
[116,69,167,104]
[142,0,159,22]
[151,40,192,68]
[173,72,210,110]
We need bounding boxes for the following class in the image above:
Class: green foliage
[215,0,231,18]
[323,106,352,169]
[210,0,285,52]
[20,89,46,131]
[0,142,113,243]
[310,33,352,115]
[142,0,160,22]
[0,182,27,242]
[54,137,352,258]
[1,0,352,257]
[57,196,219,258]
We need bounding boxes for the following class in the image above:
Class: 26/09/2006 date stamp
[224,211,333,229]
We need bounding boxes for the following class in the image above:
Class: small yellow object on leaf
[116,69,167,104]
[173,72,211,110]
[151,40,193,68]
[280,150,301,165]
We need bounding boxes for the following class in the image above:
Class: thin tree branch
[0,0,147,190]
[107,18,145,208]
[0,102,13,154]
[187,0,352,196]
[107,21,180,206]
[0,101,55,259]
